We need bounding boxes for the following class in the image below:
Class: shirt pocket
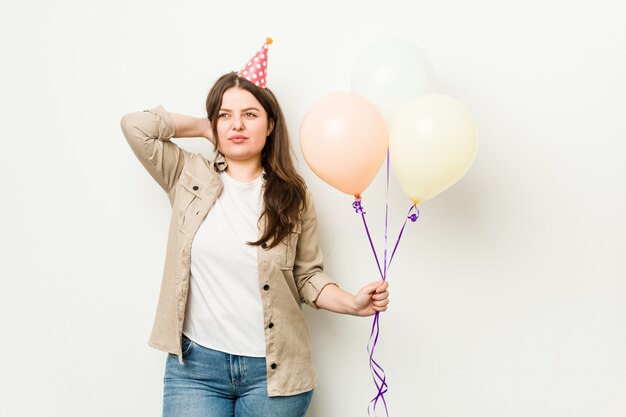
[277,222,302,270]
[175,171,205,231]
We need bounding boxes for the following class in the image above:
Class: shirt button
[268,322,274,329]
[261,242,268,249]
[263,284,270,291]
[271,363,277,369]
[192,185,199,191]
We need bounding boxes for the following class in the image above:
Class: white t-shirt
[182,171,266,357]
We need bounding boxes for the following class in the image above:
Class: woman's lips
[228,135,248,144]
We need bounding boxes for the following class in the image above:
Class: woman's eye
[218,113,229,118]
[244,112,257,118]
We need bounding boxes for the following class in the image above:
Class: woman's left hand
[353,280,389,316]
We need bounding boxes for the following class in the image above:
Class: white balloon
[351,39,435,127]
[389,94,478,204]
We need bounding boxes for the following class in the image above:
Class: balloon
[389,94,478,204]
[351,39,435,127]
[300,92,388,197]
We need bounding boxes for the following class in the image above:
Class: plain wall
[1,0,624,416]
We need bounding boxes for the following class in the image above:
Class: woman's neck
[224,158,264,182]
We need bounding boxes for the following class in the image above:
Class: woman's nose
[232,115,244,130]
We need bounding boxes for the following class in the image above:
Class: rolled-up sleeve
[293,191,339,309]
[120,105,193,194]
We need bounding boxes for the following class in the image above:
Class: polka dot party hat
[237,37,272,88]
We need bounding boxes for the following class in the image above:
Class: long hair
[206,72,307,249]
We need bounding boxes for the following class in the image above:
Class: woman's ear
[267,119,275,136]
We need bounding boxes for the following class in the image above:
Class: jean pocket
[181,334,195,356]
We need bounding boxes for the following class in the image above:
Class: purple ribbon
[353,151,420,417]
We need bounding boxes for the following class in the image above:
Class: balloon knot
[353,200,366,214]
[408,208,420,222]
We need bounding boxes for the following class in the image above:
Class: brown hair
[206,72,307,249]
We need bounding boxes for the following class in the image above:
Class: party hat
[237,37,272,88]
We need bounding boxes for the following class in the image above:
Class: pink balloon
[300,92,388,197]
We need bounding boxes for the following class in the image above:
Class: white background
[1,0,625,416]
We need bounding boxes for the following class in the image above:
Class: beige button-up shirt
[120,105,338,396]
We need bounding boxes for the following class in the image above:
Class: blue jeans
[163,334,314,417]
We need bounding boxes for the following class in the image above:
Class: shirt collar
[212,152,266,181]
[213,152,228,172]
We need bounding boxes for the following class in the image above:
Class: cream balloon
[389,94,478,204]
[351,39,435,127]
[300,92,388,197]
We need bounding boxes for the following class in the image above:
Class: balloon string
[352,198,387,417]
[353,187,420,417]
[387,205,420,271]
[370,150,390,417]
[368,311,388,417]
[352,199,384,280]
[384,150,390,279]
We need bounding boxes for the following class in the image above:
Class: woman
[121,65,389,416]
